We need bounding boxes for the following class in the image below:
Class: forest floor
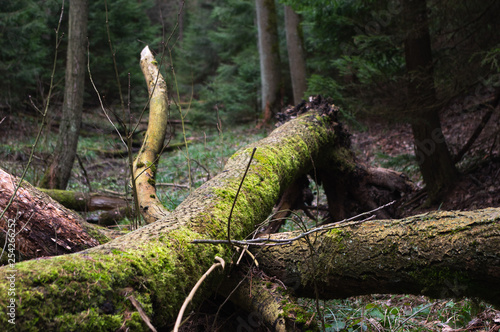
[348,103,500,217]
[1,103,499,331]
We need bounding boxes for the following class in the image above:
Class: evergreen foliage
[0,0,62,109]
[174,0,261,125]
[283,0,500,117]
[87,0,160,109]
[0,0,160,111]
[2,0,499,122]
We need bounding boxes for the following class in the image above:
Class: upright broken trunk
[132,46,171,224]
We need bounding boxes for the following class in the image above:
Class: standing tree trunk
[41,0,89,189]
[284,5,307,105]
[403,0,458,202]
[256,0,282,126]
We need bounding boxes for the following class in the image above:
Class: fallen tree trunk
[252,207,500,307]
[2,101,498,330]
[37,188,130,212]
[37,188,133,226]
[2,48,496,331]
[0,94,345,330]
[0,168,113,261]
[0,47,473,332]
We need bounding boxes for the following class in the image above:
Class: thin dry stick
[227,147,257,247]
[128,296,157,332]
[173,256,225,332]
[192,201,396,247]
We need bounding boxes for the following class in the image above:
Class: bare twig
[128,296,157,332]
[192,201,396,247]
[227,147,257,247]
[173,256,225,332]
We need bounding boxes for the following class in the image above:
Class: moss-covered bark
[254,208,500,307]
[219,271,319,331]
[0,104,341,330]
[37,188,129,213]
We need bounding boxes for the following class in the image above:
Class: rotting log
[37,188,130,212]
[0,94,345,330]
[0,168,114,261]
[0,46,416,330]
[252,207,500,307]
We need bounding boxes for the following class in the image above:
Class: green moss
[145,161,157,173]
[0,227,232,330]
[0,110,340,330]
[54,309,123,331]
[82,223,112,245]
[147,178,156,186]
[281,302,319,331]
[136,161,145,168]
[326,228,349,250]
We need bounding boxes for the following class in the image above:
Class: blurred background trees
[1,0,499,197]
[0,0,160,112]
[2,0,498,120]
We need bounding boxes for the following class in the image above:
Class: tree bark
[403,0,458,202]
[0,168,113,261]
[218,270,317,331]
[284,5,307,105]
[38,189,129,213]
[132,46,171,225]
[253,207,500,308]
[256,0,283,126]
[36,188,133,226]
[1,103,499,330]
[41,0,89,190]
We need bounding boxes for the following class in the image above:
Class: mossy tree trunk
[0,96,345,330]
[37,188,129,213]
[2,47,497,331]
[253,208,500,307]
